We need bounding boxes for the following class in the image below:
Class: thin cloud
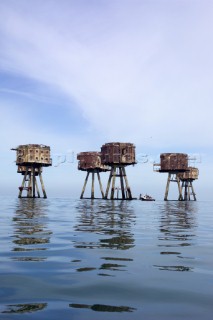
[0,0,212,150]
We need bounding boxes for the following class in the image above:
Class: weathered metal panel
[77,151,109,171]
[14,144,52,166]
[178,167,199,180]
[160,153,188,172]
[101,142,136,165]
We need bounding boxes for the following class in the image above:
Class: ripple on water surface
[0,198,213,319]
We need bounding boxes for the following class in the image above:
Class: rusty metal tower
[77,152,109,199]
[101,142,136,200]
[154,153,188,201]
[12,144,52,198]
[177,167,199,201]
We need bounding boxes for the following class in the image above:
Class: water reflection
[2,303,47,313]
[155,202,197,272]
[74,200,135,249]
[12,199,52,261]
[69,303,136,313]
[159,202,197,246]
[154,265,192,272]
[73,200,135,275]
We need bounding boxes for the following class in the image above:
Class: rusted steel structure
[159,153,188,172]
[77,152,109,199]
[101,142,136,200]
[12,144,52,198]
[153,153,188,201]
[177,167,199,201]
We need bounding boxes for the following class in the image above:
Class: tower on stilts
[77,152,109,199]
[177,167,199,201]
[12,144,52,198]
[101,142,136,200]
[154,153,188,201]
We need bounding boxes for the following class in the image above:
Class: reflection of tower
[77,152,109,199]
[101,142,136,200]
[154,153,188,201]
[3,303,47,314]
[177,167,199,201]
[13,199,52,261]
[73,200,135,276]
[11,144,52,198]
[155,202,197,272]
[74,200,135,250]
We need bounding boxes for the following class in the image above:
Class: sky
[0,0,212,200]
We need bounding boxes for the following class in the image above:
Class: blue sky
[0,0,212,199]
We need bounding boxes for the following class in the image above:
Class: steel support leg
[105,167,113,199]
[80,171,90,199]
[18,169,28,198]
[28,172,33,197]
[119,167,126,199]
[91,172,95,199]
[97,171,105,198]
[164,173,171,201]
[35,178,40,198]
[39,168,47,198]
[123,167,132,199]
[190,181,197,201]
[177,175,183,201]
[32,167,36,198]
[110,166,116,199]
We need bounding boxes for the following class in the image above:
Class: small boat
[139,194,155,201]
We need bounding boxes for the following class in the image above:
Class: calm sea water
[0,196,213,319]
